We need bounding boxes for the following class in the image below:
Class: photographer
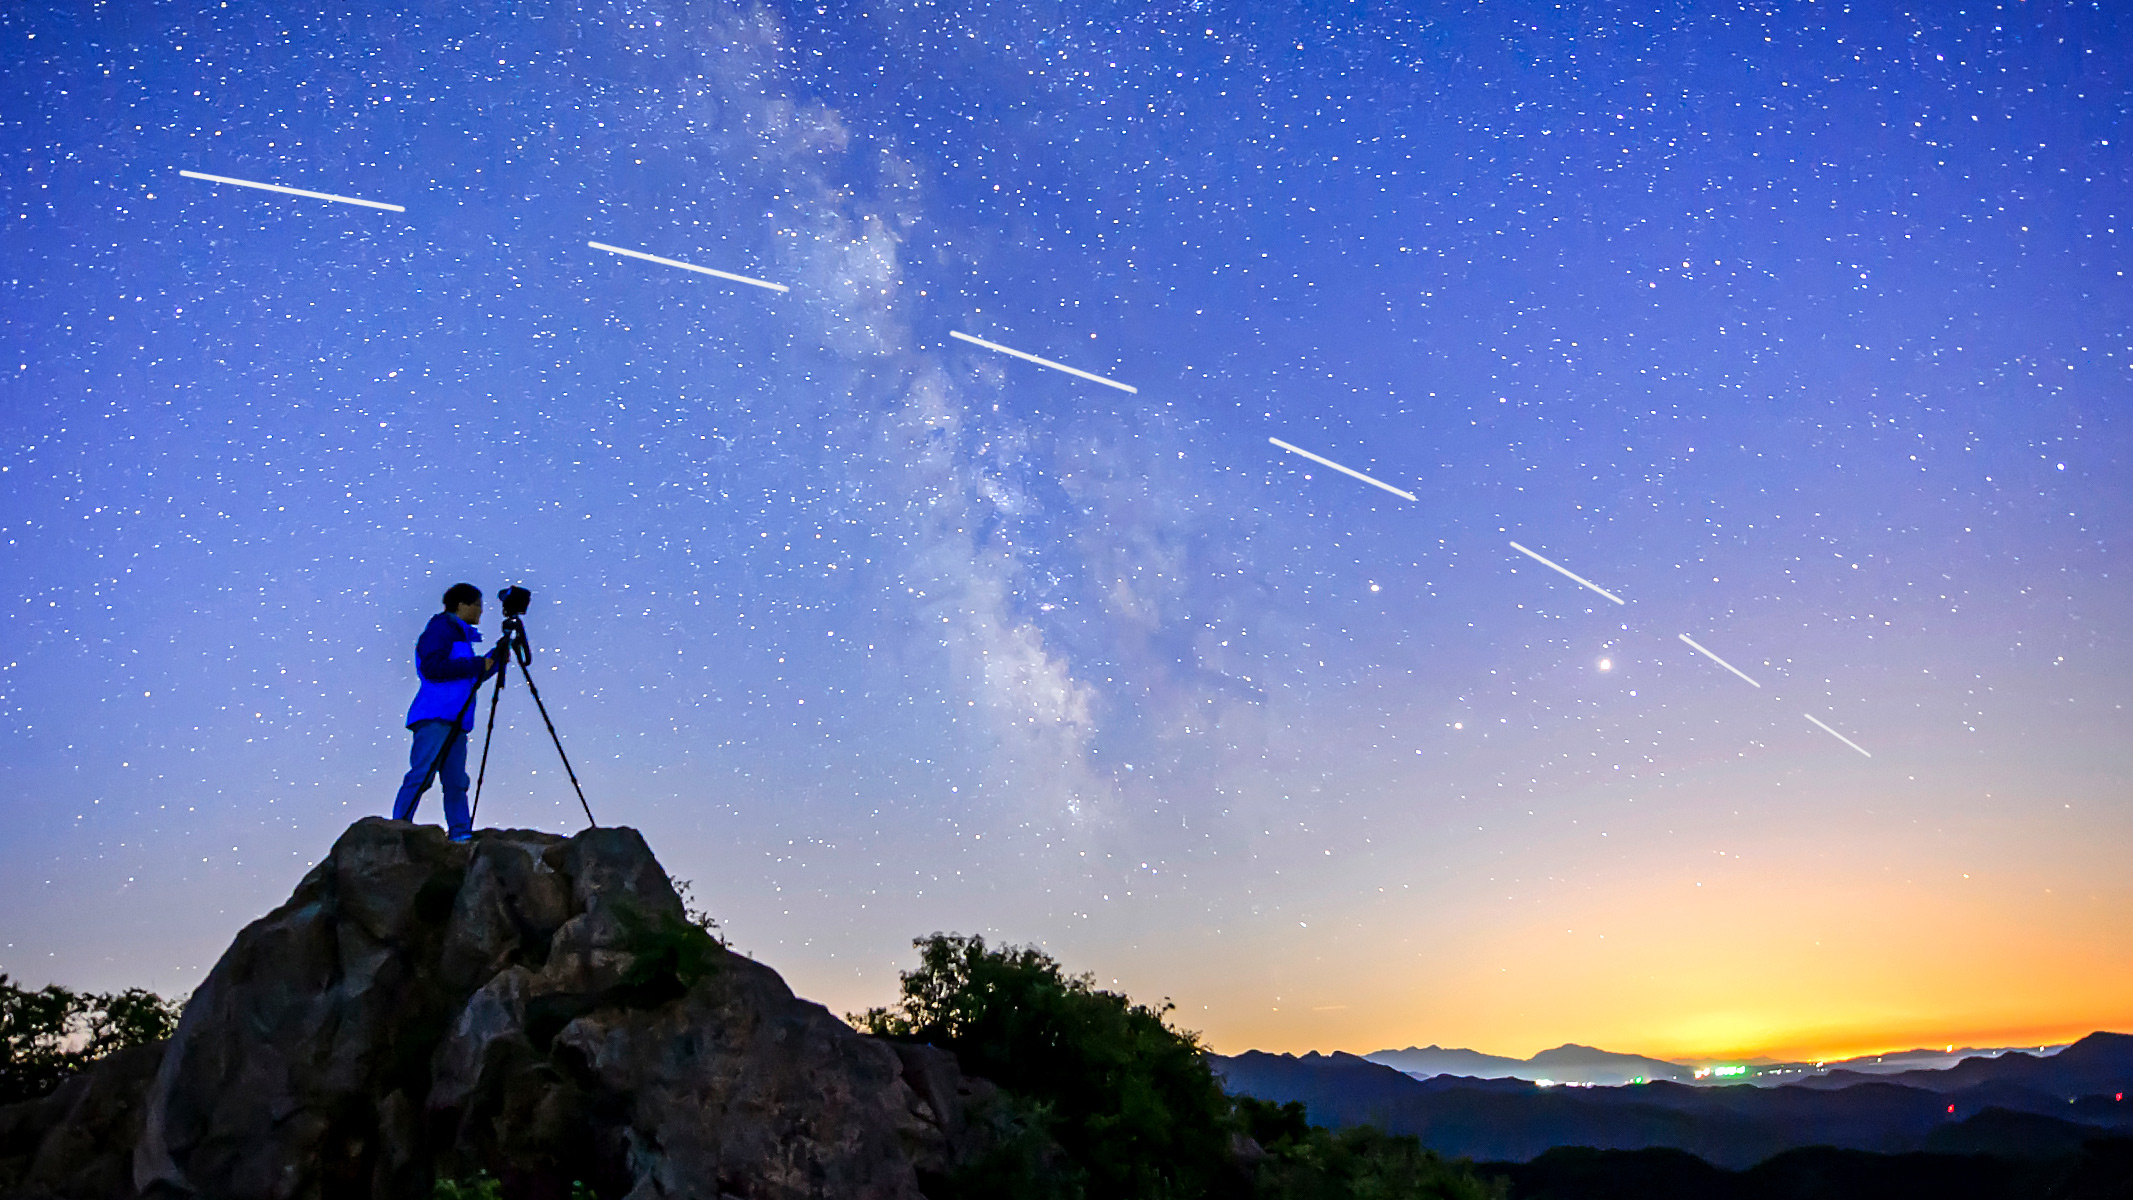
[390,582,506,842]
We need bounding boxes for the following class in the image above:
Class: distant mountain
[1366,1042,1690,1085]
[1364,1039,2087,1088]
[1530,1043,1693,1083]
[1212,1033,2133,1168]
[1812,1043,2071,1077]
[1365,1045,1527,1080]
[1791,1032,2133,1097]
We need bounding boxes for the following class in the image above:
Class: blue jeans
[392,719,472,839]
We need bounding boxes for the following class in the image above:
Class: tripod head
[498,612,530,660]
[495,586,534,664]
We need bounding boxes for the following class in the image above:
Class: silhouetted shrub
[857,933,1235,1199]
[1245,1108,1504,1200]
[430,1171,596,1200]
[612,898,725,995]
[932,1089,1088,1200]
[857,934,1500,1200]
[0,973,183,1105]
[670,877,730,947]
[430,1171,503,1200]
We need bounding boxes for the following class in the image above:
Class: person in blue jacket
[390,582,506,841]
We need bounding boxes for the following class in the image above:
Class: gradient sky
[3,0,2128,1063]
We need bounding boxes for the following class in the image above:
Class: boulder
[0,1042,166,1200]
[10,816,990,1200]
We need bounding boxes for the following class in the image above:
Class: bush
[670,878,730,948]
[430,1170,593,1199]
[856,936,1501,1200]
[1237,1096,1503,1200]
[0,974,183,1105]
[933,1090,1087,1200]
[856,933,1236,1200]
[612,896,725,996]
[430,1171,502,1200]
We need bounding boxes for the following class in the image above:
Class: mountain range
[1364,1044,1691,1085]
[1215,1034,2133,1168]
[1360,1040,2081,1087]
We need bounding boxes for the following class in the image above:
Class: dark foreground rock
[1475,1138,2133,1200]
[0,1043,167,1200]
[2,818,991,1200]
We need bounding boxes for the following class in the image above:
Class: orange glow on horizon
[1198,1019,2133,1070]
[1676,1020,2133,1067]
[1155,804,2133,1068]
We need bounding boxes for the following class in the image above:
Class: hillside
[0,819,1496,1200]
[0,818,992,1199]
[1214,1041,2133,1169]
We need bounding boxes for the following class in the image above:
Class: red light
[2117,1093,2124,1102]
[1946,1105,1955,1114]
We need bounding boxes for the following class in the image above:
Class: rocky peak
[3,818,992,1200]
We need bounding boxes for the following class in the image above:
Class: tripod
[468,611,597,829]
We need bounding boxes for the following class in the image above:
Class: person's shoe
[448,830,474,843]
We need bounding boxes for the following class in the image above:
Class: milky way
[3,1,2128,1059]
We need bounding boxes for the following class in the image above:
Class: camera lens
[500,586,532,616]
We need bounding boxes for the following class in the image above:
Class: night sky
[4,0,2129,1063]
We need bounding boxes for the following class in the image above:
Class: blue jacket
[405,613,490,730]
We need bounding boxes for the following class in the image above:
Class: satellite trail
[1677,633,1762,688]
[1507,541,1626,605]
[178,169,405,212]
[949,330,1138,393]
[1803,713,1873,758]
[1266,437,1416,501]
[587,241,789,293]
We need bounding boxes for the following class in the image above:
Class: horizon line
[1212,1025,2120,1068]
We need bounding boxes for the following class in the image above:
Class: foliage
[930,1090,1087,1200]
[854,933,1239,1200]
[0,973,183,1106]
[430,1171,502,1200]
[1237,1098,1505,1200]
[431,1171,594,1199]
[1235,1097,1315,1151]
[85,987,184,1055]
[855,936,1500,1200]
[670,878,730,947]
[613,897,725,994]
[0,976,82,1106]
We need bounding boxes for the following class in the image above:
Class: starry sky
[3,0,2129,1063]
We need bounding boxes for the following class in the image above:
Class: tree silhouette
[0,974,183,1105]
[856,933,1499,1200]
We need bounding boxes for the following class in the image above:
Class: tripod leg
[513,665,597,829]
[470,654,510,826]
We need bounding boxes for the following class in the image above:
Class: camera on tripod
[465,583,597,829]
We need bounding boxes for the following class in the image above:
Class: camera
[499,585,532,617]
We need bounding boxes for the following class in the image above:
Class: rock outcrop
[0,1043,167,1200]
[3,818,993,1200]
